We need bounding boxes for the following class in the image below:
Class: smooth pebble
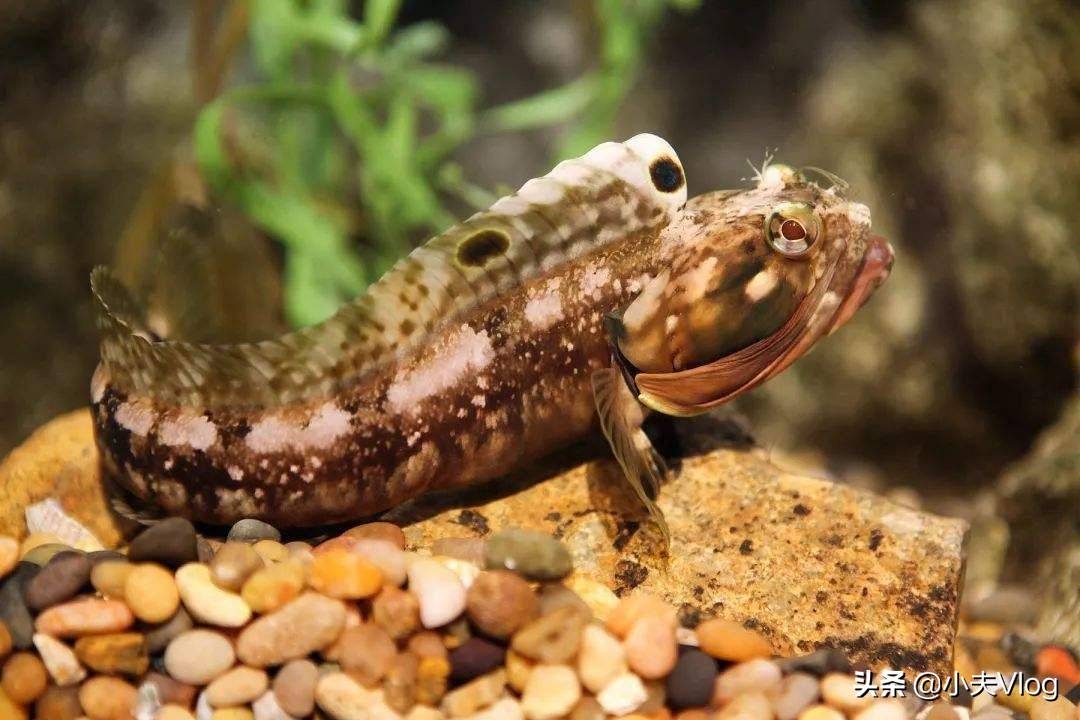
[206,665,270,707]
[272,658,318,717]
[127,518,199,568]
[466,571,538,640]
[597,672,648,716]
[408,558,467,628]
[236,592,346,667]
[485,529,572,581]
[164,629,236,685]
[521,664,581,720]
[23,551,91,611]
[577,624,627,694]
[34,597,134,637]
[176,562,252,627]
[125,563,180,623]
[227,519,281,544]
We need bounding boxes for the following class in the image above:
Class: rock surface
[0,409,130,547]
[390,423,968,675]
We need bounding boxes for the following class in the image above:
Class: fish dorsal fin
[93,134,687,409]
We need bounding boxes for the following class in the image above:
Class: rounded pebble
[408,558,467,628]
[209,543,264,593]
[372,585,422,640]
[164,629,236,685]
[34,597,134,637]
[820,673,874,713]
[384,651,419,713]
[236,592,346,667]
[344,522,407,550]
[315,672,382,719]
[157,705,196,720]
[713,658,783,704]
[695,618,772,662]
[18,533,63,559]
[90,560,133,599]
[624,614,677,679]
[206,665,269,707]
[252,540,289,565]
[597,672,649,715]
[23,551,91,611]
[665,649,717,709]
[32,633,86,686]
[717,691,772,720]
[34,684,83,720]
[606,594,677,638]
[175,562,252,627]
[1,651,47,703]
[337,623,397,686]
[127,518,199,568]
[125,563,180,623]
[73,632,148,676]
[309,549,383,600]
[773,672,822,720]
[799,705,847,720]
[241,561,305,614]
[450,637,507,684]
[578,624,627,693]
[466,571,538,640]
[272,659,318,717]
[144,606,194,654]
[511,606,587,664]
[521,664,581,720]
[227,519,281,544]
[441,667,507,716]
[78,675,138,720]
[0,565,36,650]
[855,700,909,720]
[485,529,573,581]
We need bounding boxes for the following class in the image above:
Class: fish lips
[633,235,895,417]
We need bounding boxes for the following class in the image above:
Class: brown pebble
[124,563,180,623]
[209,542,264,592]
[144,607,194,654]
[74,633,149,676]
[0,621,10,662]
[571,696,606,720]
[695,618,773,662]
[511,605,588,664]
[90,560,133,599]
[78,675,138,720]
[408,631,448,660]
[383,651,419,713]
[372,585,422,640]
[143,671,198,708]
[1,651,47,704]
[273,658,319,717]
[467,571,538,640]
[337,624,398,686]
[344,522,406,550]
[34,684,82,720]
[415,655,451,706]
[205,666,269,707]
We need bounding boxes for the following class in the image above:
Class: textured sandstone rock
[0,409,130,547]
[391,422,967,675]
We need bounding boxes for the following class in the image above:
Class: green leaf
[193,99,232,187]
[363,0,403,48]
[384,21,450,63]
[479,75,598,133]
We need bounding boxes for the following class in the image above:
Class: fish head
[609,163,894,416]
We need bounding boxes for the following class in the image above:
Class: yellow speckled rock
[0,409,131,548]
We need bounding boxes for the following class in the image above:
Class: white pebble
[714,658,783,703]
[407,558,467,628]
[176,562,252,627]
[315,672,385,720]
[596,672,648,716]
[855,700,909,720]
[164,629,236,685]
[577,624,627,693]
[772,672,821,720]
[466,697,523,720]
[821,673,875,713]
[351,538,408,586]
[32,633,86,686]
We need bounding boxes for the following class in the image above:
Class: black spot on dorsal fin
[456,230,511,268]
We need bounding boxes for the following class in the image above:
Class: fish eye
[765,202,820,258]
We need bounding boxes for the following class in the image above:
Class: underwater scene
[0,2,1076,719]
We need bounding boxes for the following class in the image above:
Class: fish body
[91,136,892,528]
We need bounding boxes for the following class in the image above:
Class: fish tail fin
[591,366,671,546]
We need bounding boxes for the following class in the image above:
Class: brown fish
[90,135,893,532]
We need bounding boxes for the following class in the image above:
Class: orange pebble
[309,549,383,599]
[606,594,677,638]
[695,618,772,661]
[1036,645,1080,685]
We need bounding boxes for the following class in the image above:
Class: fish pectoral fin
[591,366,671,544]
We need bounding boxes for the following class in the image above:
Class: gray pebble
[21,542,73,567]
[128,517,198,568]
[227,518,281,543]
[484,528,573,581]
[24,550,91,611]
[0,563,39,649]
[144,606,194,654]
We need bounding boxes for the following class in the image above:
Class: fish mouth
[828,235,894,335]
[633,234,895,417]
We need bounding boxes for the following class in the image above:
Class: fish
[89,134,893,532]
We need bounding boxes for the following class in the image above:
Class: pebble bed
[0,517,1075,720]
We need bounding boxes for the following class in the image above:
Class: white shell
[24,498,104,551]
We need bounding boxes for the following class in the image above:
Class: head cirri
[606,161,894,416]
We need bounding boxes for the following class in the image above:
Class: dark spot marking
[869,528,884,551]
[454,509,490,535]
[650,157,684,193]
[613,560,648,593]
[739,539,753,555]
[416,283,430,296]
[742,238,757,255]
[399,319,417,335]
[457,230,510,267]
[794,503,811,516]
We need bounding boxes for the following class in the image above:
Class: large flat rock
[392,422,968,675]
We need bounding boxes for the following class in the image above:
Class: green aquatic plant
[194,0,698,327]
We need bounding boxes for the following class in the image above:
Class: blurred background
[0,0,1076,633]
